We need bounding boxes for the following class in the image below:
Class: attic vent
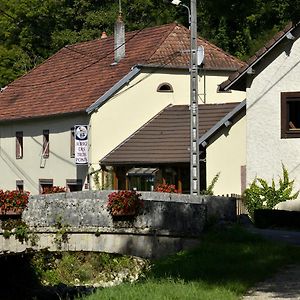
[157,83,173,93]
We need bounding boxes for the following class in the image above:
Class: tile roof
[100,102,242,165]
[0,23,244,121]
[219,22,298,91]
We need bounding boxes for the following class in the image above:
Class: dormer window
[157,83,173,93]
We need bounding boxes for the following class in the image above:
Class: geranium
[154,183,178,193]
[0,190,30,211]
[107,190,143,215]
[42,186,66,194]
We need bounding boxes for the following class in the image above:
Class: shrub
[243,164,299,219]
[0,190,29,211]
[107,190,143,215]
[42,186,66,194]
[200,172,220,195]
[154,183,178,193]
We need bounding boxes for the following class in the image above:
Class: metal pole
[190,0,200,195]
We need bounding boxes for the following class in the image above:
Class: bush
[154,183,178,193]
[243,164,299,219]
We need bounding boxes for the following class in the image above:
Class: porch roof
[100,101,245,165]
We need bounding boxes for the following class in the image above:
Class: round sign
[75,126,88,140]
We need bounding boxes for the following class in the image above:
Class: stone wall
[23,191,236,235]
[15,191,236,258]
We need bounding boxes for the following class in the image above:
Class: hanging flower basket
[107,190,143,218]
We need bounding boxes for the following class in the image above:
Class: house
[100,101,246,195]
[0,19,245,195]
[219,21,300,192]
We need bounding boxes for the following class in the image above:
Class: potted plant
[0,190,30,216]
[107,190,143,217]
[154,183,178,193]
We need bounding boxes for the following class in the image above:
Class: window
[66,179,82,192]
[70,127,75,158]
[16,180,24,192]
[39,179,53,194]
[281,92,300,138]
[16,131,23,159]
[157,82,173,93]
[42,130,49,158]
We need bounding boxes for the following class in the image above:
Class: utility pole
[190,0,200,195]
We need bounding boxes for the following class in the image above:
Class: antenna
[197,46,204,66]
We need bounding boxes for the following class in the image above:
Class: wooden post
[113,169,118,190]
[178,169,182,194]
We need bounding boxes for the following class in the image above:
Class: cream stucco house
[0,20,245,195]
[219,21,300,193]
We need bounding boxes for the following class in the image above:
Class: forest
[0,0,299,87]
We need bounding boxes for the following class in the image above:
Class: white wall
[90,69,245,167]
[0,114,88,195]
[206,116,246,195]
[246,34,300,192]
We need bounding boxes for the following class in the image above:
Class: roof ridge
[147,23,179,61]
[197,36,245,67]
[7,47,69,89]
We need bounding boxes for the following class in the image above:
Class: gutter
[198,100,246,147]
[222,25,296,91]
[86,66,141,114]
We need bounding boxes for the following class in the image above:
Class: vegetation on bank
[78,226,300,300]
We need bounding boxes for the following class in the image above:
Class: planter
[110,208,137,218]
[0,207,23,216]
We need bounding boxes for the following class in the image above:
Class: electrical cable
[5,10,168,88]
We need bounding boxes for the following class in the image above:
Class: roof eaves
[220,23,297,91]
[198,99,246,146]
[86,66,141,114]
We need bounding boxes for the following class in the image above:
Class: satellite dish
[197,45,204,66]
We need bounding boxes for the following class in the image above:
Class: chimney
[114,14,125,63]
[101,31,107,39]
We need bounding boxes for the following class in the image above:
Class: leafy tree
[0,0,299,86]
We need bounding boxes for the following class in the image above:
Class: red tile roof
[0,23,244,121]
[100,102,242,165]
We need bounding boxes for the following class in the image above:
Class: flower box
[0,207,23,216]
[107,190,143,218]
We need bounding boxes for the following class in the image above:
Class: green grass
[79,226,300,300]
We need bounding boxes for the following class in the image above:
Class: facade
[219,22,300,192]
[0,22,245,195]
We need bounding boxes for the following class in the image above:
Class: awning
[126,167,159,176]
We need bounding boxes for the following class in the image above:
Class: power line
[8,11,166,88]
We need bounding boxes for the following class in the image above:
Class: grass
[79,226,300,300]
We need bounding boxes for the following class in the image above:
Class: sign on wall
[75,125,88,165]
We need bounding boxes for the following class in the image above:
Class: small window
[43,130,49,158]
[281,92,300,138]
[16,180,24,192]
[39,179,53,194]
[70,127,75,158]
[16,131,23,159]
[66,179,82,192]
[157,82,173,93]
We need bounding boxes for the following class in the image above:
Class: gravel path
[243,264,300,299]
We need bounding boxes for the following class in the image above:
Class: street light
[171,0,191,27]
[171,0,200,195]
